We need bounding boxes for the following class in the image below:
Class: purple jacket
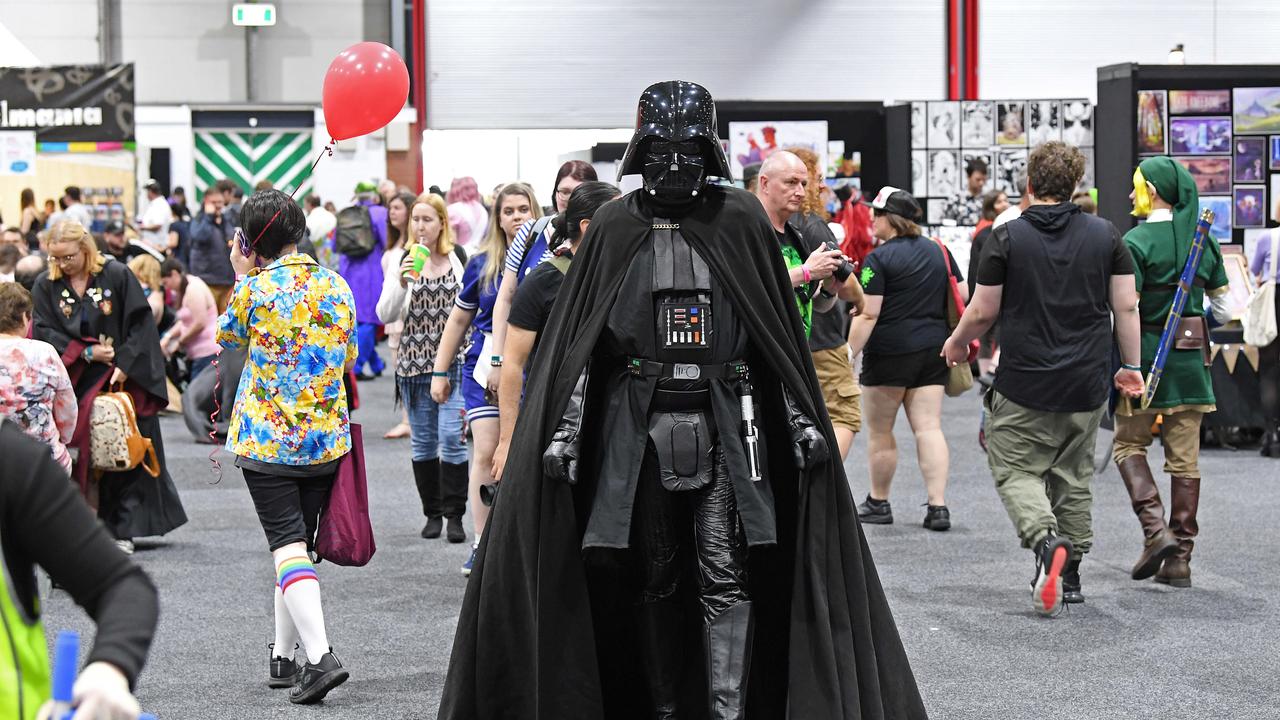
[337,200,387,324]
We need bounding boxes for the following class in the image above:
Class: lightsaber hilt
[738,378,762,483]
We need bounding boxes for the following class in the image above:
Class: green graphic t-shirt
[777,230,814,336]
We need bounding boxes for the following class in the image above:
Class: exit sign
[233,3,276,26]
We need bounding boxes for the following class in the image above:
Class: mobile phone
[234,228,253,258]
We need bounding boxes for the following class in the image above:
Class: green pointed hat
[1137,155,1200,247]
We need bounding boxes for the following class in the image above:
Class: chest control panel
[661,301,710,349]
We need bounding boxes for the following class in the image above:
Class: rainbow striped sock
[276,556,318,594]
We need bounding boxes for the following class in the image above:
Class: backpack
[334,205,377,258]
[518,216,556,279]
[90,386,161,477]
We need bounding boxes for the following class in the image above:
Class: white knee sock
[273,585,299,660]
[273,551,331,664]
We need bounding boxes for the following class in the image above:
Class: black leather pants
[633,444,749,623]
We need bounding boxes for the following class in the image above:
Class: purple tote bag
[315,423,377,566]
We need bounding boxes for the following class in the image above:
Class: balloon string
[207,139,335,478]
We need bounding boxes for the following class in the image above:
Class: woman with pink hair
[446,177,489,248]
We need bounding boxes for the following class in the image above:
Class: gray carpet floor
[44,373,1280,719]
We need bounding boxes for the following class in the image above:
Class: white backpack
[1244,229,1279,347]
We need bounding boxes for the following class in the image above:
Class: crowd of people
[1,120,1279,716]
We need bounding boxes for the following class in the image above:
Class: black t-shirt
[509,260,566,336]
[778,215,826,338]
[967,225,993,298]
[977,203,1134,412]
[859,234,962,355]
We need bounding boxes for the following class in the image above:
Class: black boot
[442,461,469,543]
[412,459,442,538]
[638,602,683,719]
[1062,559,1084,604]
[1261,427,1280,458]
[706,601,754,720]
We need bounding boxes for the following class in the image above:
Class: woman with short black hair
[218,189,358,704]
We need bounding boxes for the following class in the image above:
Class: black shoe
[421,516,443,539]
[1262,430,1280,458]
[446,516,466,544]
[1063,560,1084,604]
[923,504,951,531]
[268,643,301,689]
[857,495,893,525]
[288,650,349,705]
[1030,534,1074,618]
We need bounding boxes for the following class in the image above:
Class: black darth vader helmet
[618,81,733,198]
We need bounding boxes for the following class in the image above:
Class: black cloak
[32,258,187,538]
[439,186,926,720]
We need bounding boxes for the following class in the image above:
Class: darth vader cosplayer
[438,82,927,720]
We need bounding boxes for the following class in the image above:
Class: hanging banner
[0,64,134,142]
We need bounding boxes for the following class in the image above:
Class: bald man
[14,254,44,291]
[754,151,848,336]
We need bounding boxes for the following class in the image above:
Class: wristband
[802,266,812,283]
[432,371,449,378]
[1120,363,1142,372]
[83,346,94,362]
[490,356,503,367]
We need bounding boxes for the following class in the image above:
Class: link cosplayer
[438,81,926,720]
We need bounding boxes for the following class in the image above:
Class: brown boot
[1155,476,1200,588]
[1116,456,1179,580]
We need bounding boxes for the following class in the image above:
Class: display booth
[1096,63,1280,431]
[885,98,1095,271]
[0,64,136,234]
[713,100,902,198]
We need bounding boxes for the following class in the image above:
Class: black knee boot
[638,601,683,719]
[706,601,754,720]
[441,461,469,543]
[412,459,442,538]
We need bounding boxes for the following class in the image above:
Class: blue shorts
[462,335,499,423]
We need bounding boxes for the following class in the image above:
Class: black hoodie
[977,202,1134,412]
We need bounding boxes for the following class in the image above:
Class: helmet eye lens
[650,140,701,155]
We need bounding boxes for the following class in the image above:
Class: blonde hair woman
[126,253,165,325]
[431,182,538,575]
[376,193,471,542]
[31,221,187,553]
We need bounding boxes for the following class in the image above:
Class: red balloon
[322,42,410,142]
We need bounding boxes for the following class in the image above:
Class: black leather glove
[783,386,828,470]
[543,365,589,485]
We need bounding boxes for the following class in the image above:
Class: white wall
[980,0,1280,101]
[0,0,100,65]
[1,0,379,104]
[424,0,947,129]
[312,109,388,207]
[134,105,194,198]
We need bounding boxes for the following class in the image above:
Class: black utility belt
[627,357,748,381]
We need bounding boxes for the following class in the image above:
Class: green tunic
[1123,218,1228,410]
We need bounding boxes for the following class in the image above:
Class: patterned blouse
[0,336,77,471]
[398,268,464,377]
[216,253,359,466]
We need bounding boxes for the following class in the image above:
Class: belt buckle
[671,363,701,380]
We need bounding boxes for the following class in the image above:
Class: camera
[823,241,854,282]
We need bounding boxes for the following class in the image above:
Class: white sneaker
[115,539,135,555]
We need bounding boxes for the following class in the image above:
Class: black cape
[439,187,926,720]
[32,258,187,538]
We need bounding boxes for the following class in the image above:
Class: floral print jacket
[0,336,77,471]
[216,253,358,466]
